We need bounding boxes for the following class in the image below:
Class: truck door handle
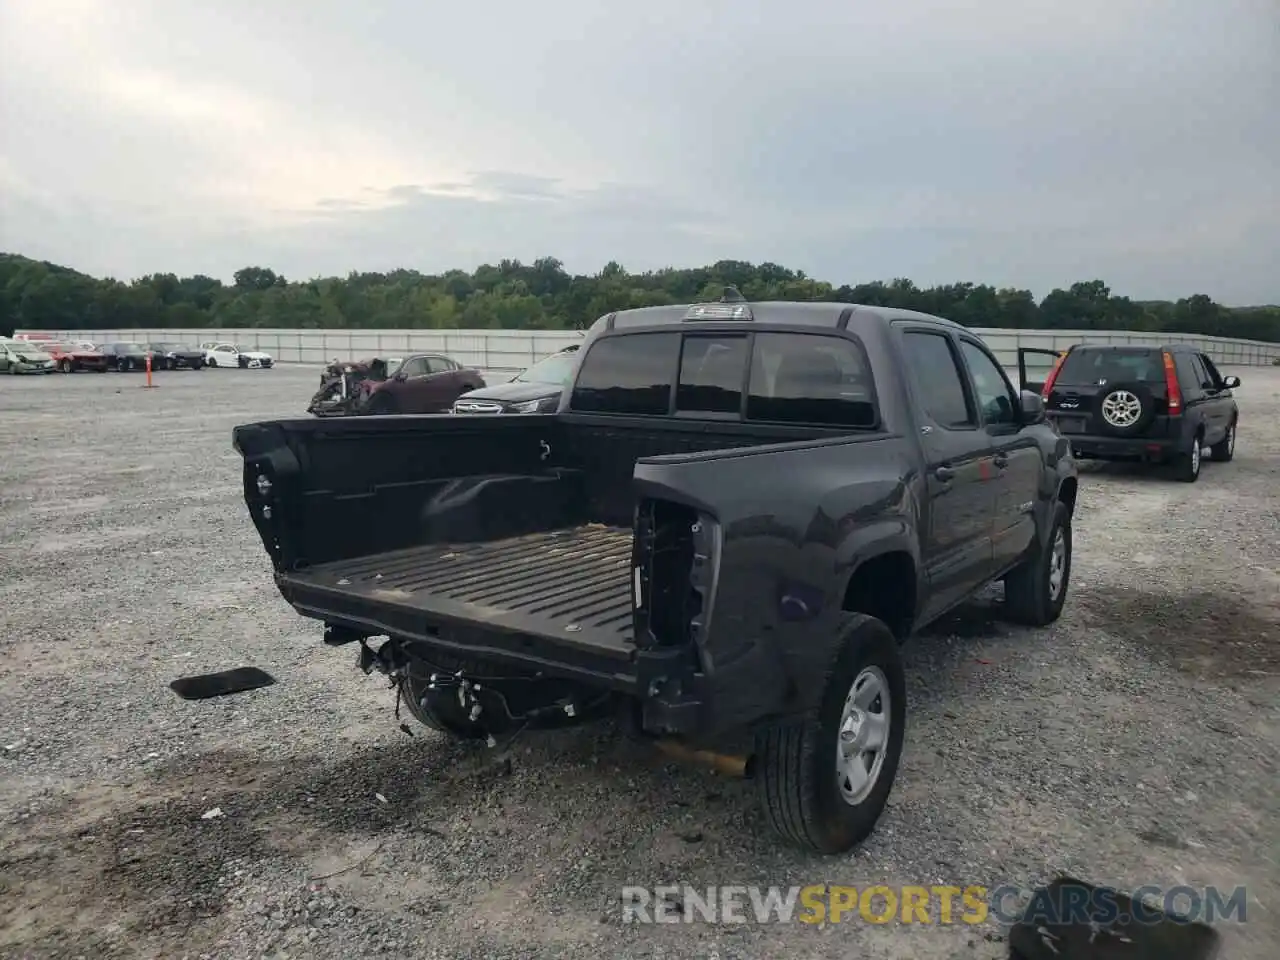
[934,465,956,482]
[993,453,1009,469]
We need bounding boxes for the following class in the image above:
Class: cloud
[1,0,1277,302]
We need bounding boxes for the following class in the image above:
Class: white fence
[16,326,1280,376]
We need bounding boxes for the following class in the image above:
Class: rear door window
[676,335,748,416]
[398,357,430,378]
[1199,354,1226,390]
[901,331,975,429]
[746,332,877,428]
[1056,348,1162,385]
[569,332,679,415]
[1186,354,1210,393]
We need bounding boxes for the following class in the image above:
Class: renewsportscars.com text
[620,883,1249,926]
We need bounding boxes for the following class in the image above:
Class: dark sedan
[451,346,578,414]
[148,342,206,370]
[99,341,152,371]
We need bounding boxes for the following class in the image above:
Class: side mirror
[1019,390,1046,424]
[1223,375,1240,389]
[393,371,407,382]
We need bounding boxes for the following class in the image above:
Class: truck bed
[279,524,638,664]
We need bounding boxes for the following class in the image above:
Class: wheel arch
[840,547,919,642]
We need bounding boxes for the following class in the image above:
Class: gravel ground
[1,364,1277,960]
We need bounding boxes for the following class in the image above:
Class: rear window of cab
[568,330,878,429]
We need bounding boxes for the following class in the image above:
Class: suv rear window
[1056,347,1162,385]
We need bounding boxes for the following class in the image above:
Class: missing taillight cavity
[634,499,702,648]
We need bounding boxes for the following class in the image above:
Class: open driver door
[1017,347,1067,395]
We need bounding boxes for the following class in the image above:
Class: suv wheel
[1209,421,1235,462]
[1003,500,1072,626]
[1175,431,1203,483]
[753,613,906,854]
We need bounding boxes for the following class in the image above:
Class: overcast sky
[1,0,1276,304]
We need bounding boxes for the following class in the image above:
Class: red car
[308,353,486,417]
[41,340,110,373]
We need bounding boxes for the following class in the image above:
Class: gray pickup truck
[234,292,1078,853]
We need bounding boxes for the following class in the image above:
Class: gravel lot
[2,363,1277,960]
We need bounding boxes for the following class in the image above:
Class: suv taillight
[1162,351,1182,415]
[1040,351,1067,399]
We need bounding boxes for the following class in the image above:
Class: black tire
[238,356,249,369]
[1093,381,1156,437]
[400,653,513,740]
[193,359,204,370]
[207,357,218,368]
[1209,420,1235,462]
[753,613,906,854]
[1174,429,1203,483]
[1003,500,1072,626]
[120,358,130,372]
[60,359,73,373]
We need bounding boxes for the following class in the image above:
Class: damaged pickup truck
[235,292,1078,853]
[308,352,486,416]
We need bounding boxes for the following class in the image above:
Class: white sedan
[200,341,275,369]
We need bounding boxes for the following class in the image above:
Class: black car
[148,342,205,370]
[1020,343,1240,483]
[451,346,579,414]
[232,291,1078,854]
[99,341,152,371]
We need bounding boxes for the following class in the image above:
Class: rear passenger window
[1187,355,1209,390]
[569,332,679,415]
[398,357,429,378]
[902,331,974,428]
[746,333,877,428]
[677,335,748,415]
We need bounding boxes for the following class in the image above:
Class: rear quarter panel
[632,434,921,731]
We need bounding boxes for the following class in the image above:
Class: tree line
[1,252,1276,342]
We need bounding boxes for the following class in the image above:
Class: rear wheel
[1174,431,1203,482]
[1209,421,1235,462]
[1003,500,1072,626]
[60,359,73,373]
[753,613,906,854]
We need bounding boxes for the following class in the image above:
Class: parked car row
[0,335,277,373]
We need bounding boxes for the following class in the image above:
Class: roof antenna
[720,286,745,303]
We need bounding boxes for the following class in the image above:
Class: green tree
[0,251,1275,343]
